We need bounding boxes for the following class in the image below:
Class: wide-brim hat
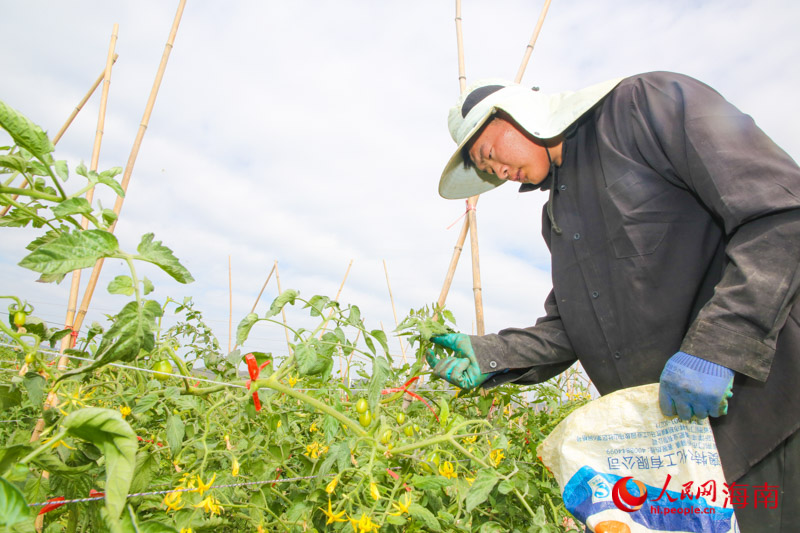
[438,77,624,199]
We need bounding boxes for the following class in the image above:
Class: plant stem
[257,376,368,438]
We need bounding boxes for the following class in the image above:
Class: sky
[1,0,799,371]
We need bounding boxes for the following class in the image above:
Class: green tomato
[396,413,406,425]
[13,311,26,328]
[153,360,172,380]
[358,410,372,427]
[355,398,368,414]
[24,352,35,365]
[404,425,414,437]
[380,429,393,445]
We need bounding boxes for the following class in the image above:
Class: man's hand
[426,333,492,390]
[659,351,734,420]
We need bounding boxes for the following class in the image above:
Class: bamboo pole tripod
[30,0,188,448]
[403,1,552,410]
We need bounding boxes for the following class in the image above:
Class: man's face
[467,116,554,186]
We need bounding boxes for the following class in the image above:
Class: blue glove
[659,351,734,420]
[426,333,492,390]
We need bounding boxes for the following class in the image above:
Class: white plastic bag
[537,384,738,533]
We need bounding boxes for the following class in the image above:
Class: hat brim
[438,110,505,199]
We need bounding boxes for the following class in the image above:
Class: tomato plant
[0,97,589,532]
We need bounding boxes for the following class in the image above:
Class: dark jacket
[470,72,800,482]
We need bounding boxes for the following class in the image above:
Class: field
[0,100,589,532]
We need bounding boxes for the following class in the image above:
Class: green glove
[426,333,492,390]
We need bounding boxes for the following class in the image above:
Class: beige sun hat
[438,76,625,199]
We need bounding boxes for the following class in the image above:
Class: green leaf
[410,475,452,490]
[97,169,125,197]
[0,476,31,527]
[236,313,259,345]
[0,154,29,173]
[0,446,30,477]
[62,407,136,525]
[107,275,135,296]
[409,503,441,531]
[364,335,376,355]
[22,372,46,407]
[0,100,53,158]
[135,233,194,284]
[265,289,299,318]
[18,229,118,276]
[132,393,159,415]
[0,384,22,411]
[497,479,514,495]
[52,197,92,218]
[165,415,185,456]
[369,329,390,356]
[25,226,67,251]
[367,356,391,411]
[305,295,330,317]
[465,469,500,513]
[438,397,450,428]
[347,305,361,326]
[121,506,179,533]
[142,277,154,295]
[54,159,68,181]
[294,340,328,376]
[59,300,163,380]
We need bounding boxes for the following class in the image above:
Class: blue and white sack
[537,384,738,533]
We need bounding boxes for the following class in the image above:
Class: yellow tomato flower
[180,528,193,533]
[304,441,328,459]
[325,477,339,494]
[48,439,75,450]
[193,495,223,516]
[231,457,240,477]
[195,473,216,496]
[438,461,457,479]
[490,449,505,467]
[464,476,476,486]
[163,491,184,511]
[389,494,412,516]
[349,513,380,533]
[369,482,380,500]
[318,498,347,524]
[287,375,298,387]
[119,405,131,418]
[309,421,319,433]
[462,434,478,444]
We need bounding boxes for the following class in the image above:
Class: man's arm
[470,289,578,387]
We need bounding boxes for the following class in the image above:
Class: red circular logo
[612,477,648,512]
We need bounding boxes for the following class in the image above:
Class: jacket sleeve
[470,288,578,387]
[629,72,800,381]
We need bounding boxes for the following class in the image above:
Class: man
[429,72,800,532]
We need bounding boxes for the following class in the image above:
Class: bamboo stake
[514,0,552,83]
[274,261,293,355]
[228,256,233,353]
[437,214,470,308]
[59,24,119,369]
[382,259,407,365]
[0,54,119,218]
[467,197,484,335]
[70,0,187,340]
[232,262,276,351]
[455,0,467,94]
[319,259,353,339]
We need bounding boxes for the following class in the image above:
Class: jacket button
[559,184,567,191]
[573,233,581,240]
[613,351,621,359]
[591,291,599,299]
[489,361,497,369]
